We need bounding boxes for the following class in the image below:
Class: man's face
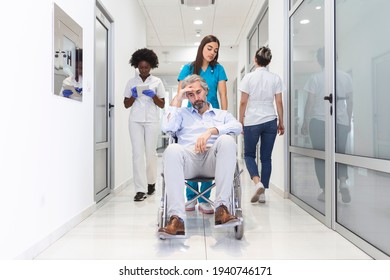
[185,81,207,110]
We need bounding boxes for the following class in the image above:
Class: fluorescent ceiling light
[300,19,310,24]
[193,20,203,25]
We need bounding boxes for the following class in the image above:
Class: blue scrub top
[178,63,228,109]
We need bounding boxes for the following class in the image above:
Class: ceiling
[136,0,258,76]
[137,0,257,47]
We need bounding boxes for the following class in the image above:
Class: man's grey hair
[181,74,209,93]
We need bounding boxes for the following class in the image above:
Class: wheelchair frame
[157,133,244,240]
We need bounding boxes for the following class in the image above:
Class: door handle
[324,93,333,104]
[108,103,114,118]
[324,94,333,115]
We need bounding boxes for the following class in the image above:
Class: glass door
[334,0,390,259]
[288,0,390,259]
[289,0,331,224]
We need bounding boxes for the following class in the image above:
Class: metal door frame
[94,1,114,202]
[287,0,335,228]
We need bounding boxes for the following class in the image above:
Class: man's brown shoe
[158,215,186,239]
[215,205,241,228]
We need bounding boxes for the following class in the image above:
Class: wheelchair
[157,133,244,240]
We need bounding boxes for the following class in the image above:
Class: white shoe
[258,192,266,203]
[198,202,214,214]
[185,200,197,211]
[251,182,265,203]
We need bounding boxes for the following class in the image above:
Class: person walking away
[239,46,285,204]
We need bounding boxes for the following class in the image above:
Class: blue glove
[75,87,82,94]
[63,89,73,98]
[131,87,138,98]
[142,89,156,98]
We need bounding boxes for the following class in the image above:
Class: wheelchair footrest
[214,217,243,228]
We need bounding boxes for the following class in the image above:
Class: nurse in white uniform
[239,46,285,204]
[123,48,165,201]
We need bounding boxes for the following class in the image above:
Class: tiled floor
[35,159,371,260]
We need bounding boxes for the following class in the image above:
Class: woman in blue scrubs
[177,35,228,214]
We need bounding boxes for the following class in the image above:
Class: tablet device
[136,85,149,96]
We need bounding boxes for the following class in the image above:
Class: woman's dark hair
[75,48,82,82]
[129,48,159,69]
[191,35,220,75]
[255,46,272,67]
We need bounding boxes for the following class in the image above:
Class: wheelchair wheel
[157,207,163,228]
[234,209,244,240]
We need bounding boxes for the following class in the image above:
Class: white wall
[0,0,145,259]
[0,0,288,259]
[268,0,287,195]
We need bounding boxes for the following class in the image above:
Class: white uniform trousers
[163,135,237,218]
[129,121,159,193]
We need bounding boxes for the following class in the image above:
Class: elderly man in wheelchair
[158,74,243,239]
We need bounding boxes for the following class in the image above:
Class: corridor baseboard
[16,203,97,260]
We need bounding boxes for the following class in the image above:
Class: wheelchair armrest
[164,131,178,144]
[166,131,235,145]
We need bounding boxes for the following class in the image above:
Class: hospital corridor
[2,1,390,275]
[34,158,371,260]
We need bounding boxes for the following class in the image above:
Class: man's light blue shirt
[161,104,242,147]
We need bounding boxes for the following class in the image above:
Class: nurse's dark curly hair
[129,48,159,69]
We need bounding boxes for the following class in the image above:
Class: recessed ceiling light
[300,19,310,24]
[315,6,322,10]
[193,20,203,25]
[195,7,201,11]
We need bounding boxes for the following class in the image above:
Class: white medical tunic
[123,74,166,123]
[239,67,284,126]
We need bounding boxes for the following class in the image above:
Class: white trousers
[163,135,237,218]
[129,121,159,193]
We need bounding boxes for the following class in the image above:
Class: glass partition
[336,0,390,160]
[335,0,390,257]
[290,1,324,149]
[289,0,325,211]
[291,153,325,214]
